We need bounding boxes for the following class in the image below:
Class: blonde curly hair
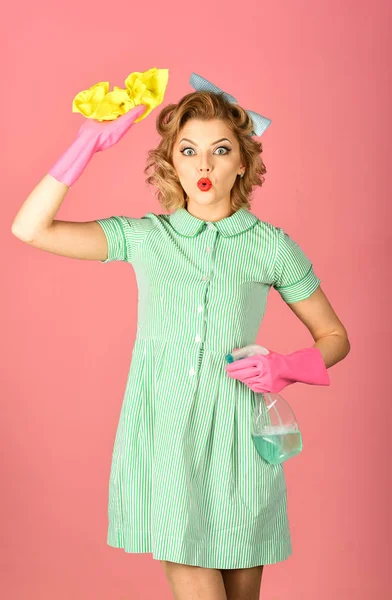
[143,91,267,212]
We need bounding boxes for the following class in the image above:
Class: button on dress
[96,207,321,569]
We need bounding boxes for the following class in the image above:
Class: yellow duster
[72,67,169,122]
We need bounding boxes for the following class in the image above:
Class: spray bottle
[225,345,303,464]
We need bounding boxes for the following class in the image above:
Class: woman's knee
[160,560,227,600]
[220,565,264,600]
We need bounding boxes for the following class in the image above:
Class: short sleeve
[96,215,149,264]
[273,227,321,303]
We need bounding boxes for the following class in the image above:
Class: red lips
[197,178,212,191]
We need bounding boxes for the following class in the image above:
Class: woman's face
[172,119,245,210]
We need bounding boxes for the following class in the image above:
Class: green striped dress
[96,207,321,569]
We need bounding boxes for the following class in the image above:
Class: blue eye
[180,146,231,156]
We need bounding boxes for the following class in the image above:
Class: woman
[11,81,350,600]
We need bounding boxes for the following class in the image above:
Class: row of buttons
[190,222,215,375]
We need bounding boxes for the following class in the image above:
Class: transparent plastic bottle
[225,344,303,465]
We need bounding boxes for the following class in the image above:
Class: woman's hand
[225,347,330,394]
[76,104,147,152]
[48,104,147,187]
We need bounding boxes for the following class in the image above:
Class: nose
[198,155,213,176]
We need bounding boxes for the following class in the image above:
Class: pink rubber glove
[225,347,330,394]
[48,104,147,187]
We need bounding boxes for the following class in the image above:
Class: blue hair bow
[189,72,271,137]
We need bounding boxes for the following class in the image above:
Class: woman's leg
[160,560,227,600]
[220,565,264,600]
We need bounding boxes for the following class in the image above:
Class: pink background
[3,1,390,598]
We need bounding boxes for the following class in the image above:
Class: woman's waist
[133,336,256,355]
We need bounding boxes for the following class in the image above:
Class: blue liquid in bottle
[252,426,302,465]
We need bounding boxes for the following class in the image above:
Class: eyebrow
[178,137,232,146]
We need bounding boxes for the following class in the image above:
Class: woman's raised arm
[11,104,147,259]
